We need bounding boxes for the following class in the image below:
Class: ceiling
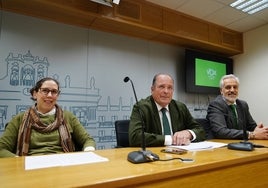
[146,0,268,33]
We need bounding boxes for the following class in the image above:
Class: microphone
[124,76,159,163]
[226,112,254,151]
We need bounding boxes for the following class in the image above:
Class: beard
[224,95,237,104]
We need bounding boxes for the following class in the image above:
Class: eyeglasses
[39,88,60,96]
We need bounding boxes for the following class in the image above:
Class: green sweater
[0,111,96,157]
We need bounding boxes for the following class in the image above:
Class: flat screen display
[185,49,233,94]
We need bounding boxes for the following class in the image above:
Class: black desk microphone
[227,113,254,151]
[124,76,159,163]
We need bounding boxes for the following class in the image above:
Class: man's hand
[172,130,192,145]
[253,123,268,139]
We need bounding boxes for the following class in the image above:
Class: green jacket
[0,111,95,157]
[129,96,206,147]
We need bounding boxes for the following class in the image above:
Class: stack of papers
[168,141,227,151]
[25,152,109,170]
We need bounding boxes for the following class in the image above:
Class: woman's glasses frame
[39,88,60,97]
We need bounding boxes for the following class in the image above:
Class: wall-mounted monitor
[185,49,233,94]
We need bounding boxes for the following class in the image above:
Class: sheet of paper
[25,152,109,170]
[168,141,227,151]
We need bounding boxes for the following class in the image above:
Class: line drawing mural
[0,50,133,149]
[0,50,209,150]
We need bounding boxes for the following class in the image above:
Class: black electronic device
[185,49,233,94]
[124,76,159,164]
[227,115,254,151]
[227,141,254,151]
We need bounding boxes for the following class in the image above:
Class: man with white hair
[206,74,268,140]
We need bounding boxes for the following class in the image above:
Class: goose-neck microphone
[124,76,159,163]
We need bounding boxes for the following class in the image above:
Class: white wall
[234,24,268,124]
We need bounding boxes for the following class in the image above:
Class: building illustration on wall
[0,50,133,149]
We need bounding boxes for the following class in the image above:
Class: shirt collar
[154,101,169,112]
[36,107,56,116]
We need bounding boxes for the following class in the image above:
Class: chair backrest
[195,118,214,140]
[115,120,130,147]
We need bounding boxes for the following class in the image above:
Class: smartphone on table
[160,148,187,155]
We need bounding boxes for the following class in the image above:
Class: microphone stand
[227,115,254,151]
[124,77,159,163]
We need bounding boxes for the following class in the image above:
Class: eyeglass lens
[39,88,59,96]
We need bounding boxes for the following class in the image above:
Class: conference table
[1,139,268,188]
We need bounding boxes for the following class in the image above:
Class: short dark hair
[30,77,60,100]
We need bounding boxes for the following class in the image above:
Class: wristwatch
[248,131,255,140]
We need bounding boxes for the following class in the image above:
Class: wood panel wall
[0,0,243,56]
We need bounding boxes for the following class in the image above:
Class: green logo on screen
[195,58,226,88]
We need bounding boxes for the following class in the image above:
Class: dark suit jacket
[129,96,206,147]
[206,95,256,139]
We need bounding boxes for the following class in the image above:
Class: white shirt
[154,102,196,145]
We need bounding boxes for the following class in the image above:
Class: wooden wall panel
[140,2,163,30]
[0,0,243,56]
[115,0,141,21]
[163,10,209,42]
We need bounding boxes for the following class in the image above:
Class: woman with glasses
[0,77,96,157]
